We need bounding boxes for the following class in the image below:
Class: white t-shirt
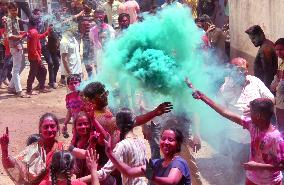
[60,33,82,75]
[219,75,274,115]
[97,137,147,185]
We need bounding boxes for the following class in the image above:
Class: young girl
[39,150,100,185]
[186,79,284,185]
[103,127,191,185]
[62,74,84,138]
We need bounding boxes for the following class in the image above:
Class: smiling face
[40,117,58,140]
[160,129,178,157]
[275,44,284,59]
[75,115,91,137]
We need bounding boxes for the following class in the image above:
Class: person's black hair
[118,13,130,23]
[250,98,274,122]
[245,25,264,36]
[66,74,81,85]
[275,38,284,46]
[194,17,201,23]
[198,14,212,24]
[39,113,59,134]
[161,127,184,153]
[95,9,105,14]
[32,8,41,14]
[28,15,39,27]
[50,150,74,185]
[116,108,135,140]
[83,0,97,10]
[26,134,41,146]
[83,82,106,100]
[8,2,18,10]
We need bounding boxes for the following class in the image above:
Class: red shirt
[27,27,49,62]
[0,28,11,56]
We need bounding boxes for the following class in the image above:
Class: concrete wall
[229,0,284,73]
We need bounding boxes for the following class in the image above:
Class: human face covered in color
[40,117,58,140]
[160,130,178,156]
[75,115,91,137]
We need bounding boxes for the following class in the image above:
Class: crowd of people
[0,0,284,185]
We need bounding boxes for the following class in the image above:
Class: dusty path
[0,65,237,185]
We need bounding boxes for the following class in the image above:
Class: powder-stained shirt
[60,33,82,75]
[65,91,84,119]
[27,28,49,61]
[97,137,147,185]
[103,1,123,28]
[119,0,140,24]
[219,75,274,115]
[242,116,284,185]
[89,23,115,49]
[4,16,22,49]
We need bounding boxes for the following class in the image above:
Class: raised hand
[154,102,173,116]
[192,91,204,100]
[141,159,155,180]
[0,127,9,148]
[86,148,99,171]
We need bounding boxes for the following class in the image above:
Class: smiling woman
[0,113,67,185]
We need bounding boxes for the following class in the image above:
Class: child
[39,150,98,185]
[271,38,284,132]
[62,74,84,138]
[186,79,284,185]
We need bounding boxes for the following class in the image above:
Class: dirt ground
[0,65,239,185]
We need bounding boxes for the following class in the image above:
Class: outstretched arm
[185,78,242,125]
[134,102,173,127]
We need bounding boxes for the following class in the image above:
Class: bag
[6,142,47,185]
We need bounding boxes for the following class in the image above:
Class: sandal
[8,87,17,94]
[38,88,52,93]
[26,91,38,95]
[16,91,31,98]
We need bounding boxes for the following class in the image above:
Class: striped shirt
[97,137,147,185]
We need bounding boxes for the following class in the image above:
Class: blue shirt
[152,156,191,185]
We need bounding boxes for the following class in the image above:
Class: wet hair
[39,113,59,134]
[245,25,264,36]
[26,134,41,146]
[8,2,18,10]
[50,150,74,185]
[118,13,130,23]
[83,82,106,100]
[250,98,274,122]
[116,108,135,140]
[66,74,81,85]
[275,38,284,46]
[161,127,184,153]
